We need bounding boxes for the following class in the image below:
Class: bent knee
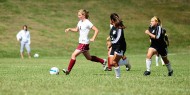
[146,54,152,59]
[111,61,118,67]
[71,53,77,59]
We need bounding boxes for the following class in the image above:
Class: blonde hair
[78,9,89,19]
[106,36,110,41]
[151,16,162,26]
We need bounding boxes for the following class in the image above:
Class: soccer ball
[49,67,59,75]
[34,53,39,58]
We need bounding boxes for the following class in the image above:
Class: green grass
[0,0,190,94]
[0,53,189,95]
[0,0,190,57]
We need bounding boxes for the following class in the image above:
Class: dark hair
[23,25,28,31]
[23,25,27,28]
[110,13,125,29]
[157,17,161,26]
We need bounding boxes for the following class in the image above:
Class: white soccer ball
[49,67,59,75]
[34,53,39,58]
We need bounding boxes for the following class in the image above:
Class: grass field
[0,53,189,95]
[0,0,190,95]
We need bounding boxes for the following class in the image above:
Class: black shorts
[150,46,168,56]
[110,45,126,56]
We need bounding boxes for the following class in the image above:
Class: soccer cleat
[104,67,112,71]
[125,63,131,71]
[62,69,70,75]
[168,70,173,76]
[102,59,107,71]
[107,68,112,71]
[144,71,151,76]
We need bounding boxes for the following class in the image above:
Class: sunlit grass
[0,53,189,95]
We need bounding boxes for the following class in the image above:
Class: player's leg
[107,47,112,71]
[106,41,112,71]
[124,57,131,71]
[117,56,131,71]
[104,47,114,71]
[112,51,123,78]
[20,42,25,59]
[25,43,31,59]
[144,48,157,76]
[121,47,131,71]
[161,57,165,66]
[155,53,159,66]
[159,47,173,76]
[162,56,173,76]
[83,51,107,70]
[107,55,113,71]
[118,56,127,66]
[63,49,82,75]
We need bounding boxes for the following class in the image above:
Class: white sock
[118,58,128,66]
[114,66,120,78]
[155,56,159,66]
[146,59,151,71]
[166,62,172,72]
[161,58,165,65]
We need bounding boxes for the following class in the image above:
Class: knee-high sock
[161,58,165,65]
[67,59,76,72]
[108,57,112,69]
[155,56,159,66]
[165,62,172,72]
[114,66,120,78]
[118,58,128,66]
[91,56,104,64]
[146,59,151,71]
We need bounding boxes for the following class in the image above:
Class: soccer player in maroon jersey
[62,9,107,75]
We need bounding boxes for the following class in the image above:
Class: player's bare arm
[65,27,79,32]
[145,30,156,39]
[90,26,99,42]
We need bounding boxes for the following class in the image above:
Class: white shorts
[114,50,124,56]
[20,42,31,53]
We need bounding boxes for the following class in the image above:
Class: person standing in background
[16,25,31,59]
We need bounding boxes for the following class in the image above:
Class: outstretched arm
[65,27,79,32]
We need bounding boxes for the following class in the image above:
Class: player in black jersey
[144,16,173,76]
[154,31,169,66]
[109,13,128,78]
[106,36,131,71]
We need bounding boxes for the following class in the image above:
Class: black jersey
[110,26,126,51]
[149,25,167,48]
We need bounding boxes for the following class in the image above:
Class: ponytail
[110,13,125,29]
